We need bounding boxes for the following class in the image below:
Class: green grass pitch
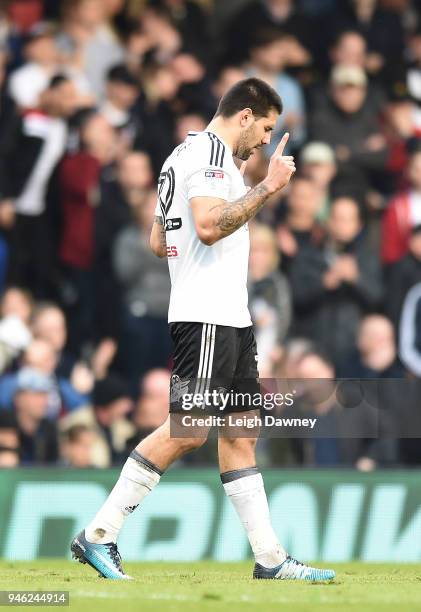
[0,560,421,612]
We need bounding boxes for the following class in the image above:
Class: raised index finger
[274,132,290,157]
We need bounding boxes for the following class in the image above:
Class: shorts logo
[170,374,190,402]
[205,170,224,179]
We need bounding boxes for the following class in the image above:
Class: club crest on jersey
[205,170,224,179]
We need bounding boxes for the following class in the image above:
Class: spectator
[174,112,207,144]
[151,0,210,63]
[248,223,291,376]
[59,423,95,467]
[0,287,33,374]
[381,145,421,265]
[170,52,215,119]
[57,0,124,100]
[59,374,134,467]
[386,224,421,328]
[137,59,180,174]
[59,113,118,351]
[0,338,90,415]
[276,176,324,272]
[13,366,58,463]
[31,302,76,378]
[223,0,313,68]
[325,0,406,79]
[113,189,171,394]
[3,75,88,298]
[289,196,382,365]
[8,22,59,109]
[94,150,153,340]
[126,368,170,449]
[246,29,306,154]
[0,411,20,467]
[1,286,33,324]
[399,281,421,377]
[339,314,404,377]
[100,63,140,148]
[300,142,337,221]
[310,64,388,192]
[293,349,396,468]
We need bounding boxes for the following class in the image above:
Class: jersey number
[158,167,175,226]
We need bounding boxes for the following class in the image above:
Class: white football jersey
[155,130,252,328]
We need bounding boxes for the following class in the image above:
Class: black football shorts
[169,322,260,414]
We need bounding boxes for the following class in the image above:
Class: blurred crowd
[1,0,421,470]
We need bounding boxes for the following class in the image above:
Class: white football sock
[222,468,287,568]
[85,452,161,544]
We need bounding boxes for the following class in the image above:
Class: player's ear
[239,108,254,127]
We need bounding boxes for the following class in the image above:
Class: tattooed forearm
[152,215,167,257]
[209,183,270,239]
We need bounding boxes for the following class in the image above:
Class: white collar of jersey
[186,130,232,155]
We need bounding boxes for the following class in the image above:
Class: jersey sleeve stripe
[207,132,226,168]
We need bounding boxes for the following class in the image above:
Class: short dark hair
[215,77,282,119]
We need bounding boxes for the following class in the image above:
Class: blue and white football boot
[71,530,132,580]
[253,556,335,581]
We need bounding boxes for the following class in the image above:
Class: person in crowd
[310,65,388,193]
[8,22,60,109]
[292,349,397,469]
[381,145,421,266]
[150,0,210,63]
[300,142,337,222]
[13,366,58,463]
[0,410,20,467]
[57,0,124,100]
[276,175,324,273]
[325,0,406,79]
[59,374,134,467]
[2,75,90,298]
[100,63,141,148]
[339,314,404,377]
[211,65,246,103]
[113,189,171,394]
[126,368,170,449]
[1,286,33,324]
[385,224,421,329]
[246,29,306,154]
[174,112,207,144]
[223,0,314,68]
[380,84,421,196]
[406,26,421,107]
[288,196,383,366]
[138,5,182,64]
[59,423,95,467]
[31,302,76,378]
[136,59,180,175]
[248,223,291,376]
[59,112,118,352]
[0,337,90,415]
[0,286,33,374]
[94,150,153,341]
[170,52,215,119]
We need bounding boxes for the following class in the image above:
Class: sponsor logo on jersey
[205,170,224,179]
[166,245,179,258]
[165,217,182,231]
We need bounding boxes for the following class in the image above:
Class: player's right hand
[262,133,296,194]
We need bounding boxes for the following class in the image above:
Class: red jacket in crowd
[59,152,101,270]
